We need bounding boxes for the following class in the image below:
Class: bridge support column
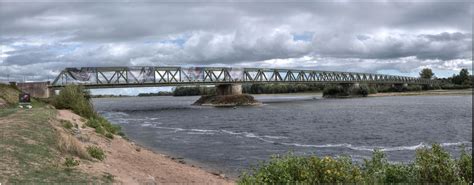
[215,84,242,96]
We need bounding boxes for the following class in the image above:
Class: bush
[243,83,325,94]
[53,85,123,138]
[238,144,472,184]
[356,85,369,97]
[323,84,370,97]
[457,148,472,182]
[52,85,95,118]
[86,116,122,136]
[61,120,73,129]
[105,133,114,139]
[86,146,106,161]
[64,157,80,167]
[415,144,458,183]
[323,85,348,97]
[368,86,378,94]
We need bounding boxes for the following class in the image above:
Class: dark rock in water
[193,94,261,106]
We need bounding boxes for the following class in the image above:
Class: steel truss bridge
[51,66,435,89]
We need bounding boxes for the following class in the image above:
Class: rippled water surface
[93,94,472,177]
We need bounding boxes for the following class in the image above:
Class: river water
[93,94,472,178]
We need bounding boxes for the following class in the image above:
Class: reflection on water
[93,94,472,178]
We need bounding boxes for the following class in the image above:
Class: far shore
[368,88,472,97]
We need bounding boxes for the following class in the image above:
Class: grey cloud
[312,32,472,60]
[0,1,472,81]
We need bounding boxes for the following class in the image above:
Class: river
[93,93,472,178]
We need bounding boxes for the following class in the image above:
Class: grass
[0,83,20,105]
[238,144,472,184]
[0,104,106,183]
[0,107,18,117]
[64,157,80,167]
[57,131,90,159]
[52,85,124,138]
[61,120,74,129]
[86,146,106,161]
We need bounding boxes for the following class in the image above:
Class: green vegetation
[61,120,74,129]
[432,68,472,89]
[173,83,325,96]
[0,105,105,183]
[243,83,325,94]
[239,144,472,184]
[138,91,173,96]
[419,68,435,79]
[52,85,123,138]
[323,84,377,97]
[64,157,80,167]
[86,146,106,161]
[173,86,216,96]
[0,83,20,105]
[86,116,122,136]
[376,84,423,92]
[0,83,20,116]
[452,69,471,86]
[193,94,259,106]
[52,85,95,118]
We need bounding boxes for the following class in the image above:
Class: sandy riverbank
[368,88,472,97]
[56,110,234,184]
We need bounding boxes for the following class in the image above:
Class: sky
[0,1,473,94]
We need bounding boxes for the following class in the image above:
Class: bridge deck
[51,66,435,89]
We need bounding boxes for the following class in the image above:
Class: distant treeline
[137,91,173,97]
[91,94,131,98]
[172,83,326,96]
[173,86,216,96]
[171,83,434,97]
[242,83,325,94]
[143,70,473,97]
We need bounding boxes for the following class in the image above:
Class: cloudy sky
[0,1,472,85]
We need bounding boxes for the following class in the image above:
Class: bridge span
[50,66,436,96]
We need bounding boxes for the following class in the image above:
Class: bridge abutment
[17,81,52,98]
[215,84,242,96]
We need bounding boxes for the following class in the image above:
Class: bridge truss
[51,66,434,88]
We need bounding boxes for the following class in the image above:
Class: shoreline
[368,88,472,97]
[56,109,234,184]
[126,138,237,180]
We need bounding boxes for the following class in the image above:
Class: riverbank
[369,88,472,97]
[56,110,233,184]
[0,85,233,184]
[0,106,233,184]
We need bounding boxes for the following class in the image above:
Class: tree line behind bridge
[137,68,472,97]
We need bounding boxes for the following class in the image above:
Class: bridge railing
[51,66,435,88]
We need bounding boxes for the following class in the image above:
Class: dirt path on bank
[56,110,234,184]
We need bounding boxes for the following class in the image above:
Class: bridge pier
[215,84,242,96]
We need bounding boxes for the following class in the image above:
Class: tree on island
[419,68,435,79]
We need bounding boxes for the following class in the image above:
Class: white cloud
[0,2,472,82]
